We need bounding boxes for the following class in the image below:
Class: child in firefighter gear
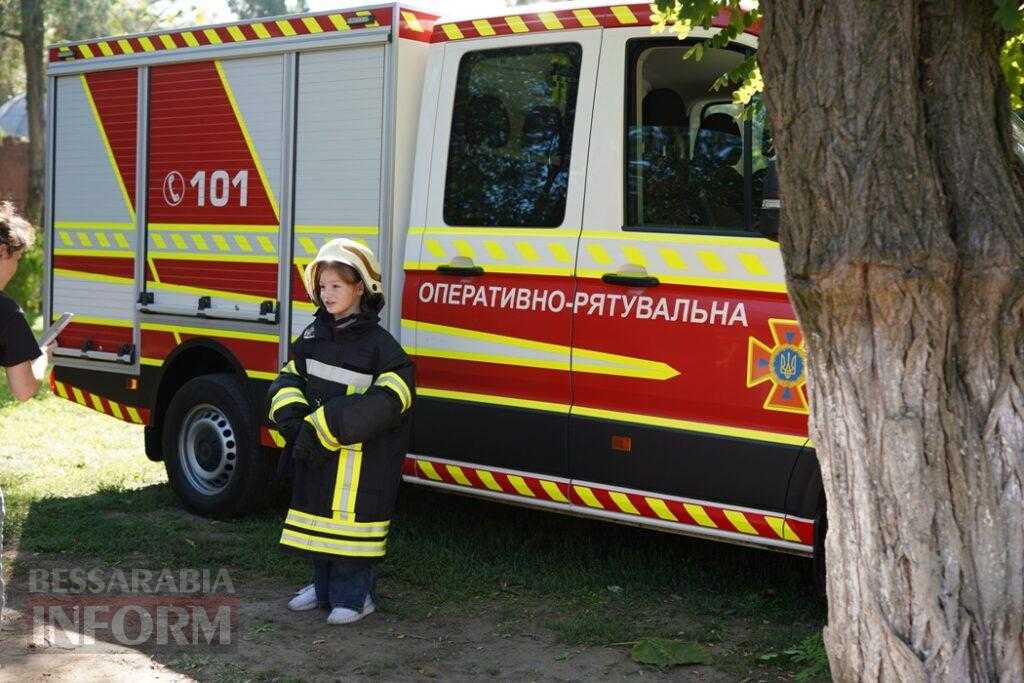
[267,238,414,625]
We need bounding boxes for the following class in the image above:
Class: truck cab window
[444,44,582,228]
[625,41,767,233]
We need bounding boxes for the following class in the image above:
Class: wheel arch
[144,339,250,461]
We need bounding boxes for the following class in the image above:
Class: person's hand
[41,342,55,366]
[291,423,320,463]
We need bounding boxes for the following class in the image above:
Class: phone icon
[162,171,185,207]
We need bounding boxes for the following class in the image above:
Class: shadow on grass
[10,479,827,679]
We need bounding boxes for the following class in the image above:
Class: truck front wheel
[162,373,269,517]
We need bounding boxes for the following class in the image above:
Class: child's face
[318,267,364,319]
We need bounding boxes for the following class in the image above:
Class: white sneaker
[287,583,318,611]
[326,595,375,625]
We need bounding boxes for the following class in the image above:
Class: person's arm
[6,344,54,401]
[305,340,414,450]
[1,304,48,402]
[267,341,310,443]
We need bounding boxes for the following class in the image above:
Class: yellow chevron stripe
[72,387,87,405]
[126,407,142,423]
[181,31,199,47]
[418,460,442,481]
[573,9,600,26]
[54,382,68,399]
[446,465,472,487]
[402,11,423,32]
[538,12,562,29]
[506,475,535,498]
[109,402,124,420]
[476,469,503,492]
[472,19,496,36]
[90,394,105,412]
[645,497,678,521]
[79,44,95,59]
[574,485,602,508]
[227,25,246,41]
[765,516,787,539]
[302,17,323,33]
[506,15,529,33]
[782,521,803,542]
[609,491,639,515]
[328,14,349,31]
[610,5,638,24]
[724,510,757,535]
[442,23,464,40]
[203,29,222,44]
[684,503,716,528]
[251,23,271,39]
[97,41,114,56]
[540,480,569,503]
[276,20,297,36]
[159,34,177,50]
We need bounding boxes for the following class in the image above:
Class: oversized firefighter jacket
[267,305,414,561]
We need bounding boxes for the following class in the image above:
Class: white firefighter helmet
[302,238,384,307]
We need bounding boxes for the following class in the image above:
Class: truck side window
[444,44,582,228]
[625,41,754,233]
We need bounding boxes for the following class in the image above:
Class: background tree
[657,0,1024,679]
[226,0,308,21]
[0,0,185,315]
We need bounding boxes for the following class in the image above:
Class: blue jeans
[312,558,376,611]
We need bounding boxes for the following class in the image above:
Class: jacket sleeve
[304,339,414,450]
[267,340,310,430]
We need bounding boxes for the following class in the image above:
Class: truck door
[50,69,140,366]
[405,30,600,480]
[570,34,808,518]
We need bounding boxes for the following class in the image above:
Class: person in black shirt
[1,201,53,629]
[0,202,52,400]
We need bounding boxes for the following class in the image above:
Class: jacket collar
[312,307,379,340]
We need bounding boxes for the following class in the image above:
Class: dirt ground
[0,550,742,683]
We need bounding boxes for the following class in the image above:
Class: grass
[0,379,829,680]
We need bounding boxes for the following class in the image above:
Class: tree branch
[0,30,21,41]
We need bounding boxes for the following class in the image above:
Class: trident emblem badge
[746,318,809,415]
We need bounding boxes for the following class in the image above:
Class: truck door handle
[602,273,660,287]
[436,256,484,277]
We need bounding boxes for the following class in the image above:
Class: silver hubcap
[178,403,237,496]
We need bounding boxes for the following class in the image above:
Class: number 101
[189,170,248,207]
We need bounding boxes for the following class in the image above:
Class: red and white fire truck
[43,2,821,570]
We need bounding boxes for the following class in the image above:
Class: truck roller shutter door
[290,45,386,338]
[51,70,139,364]
[143,55,285,323]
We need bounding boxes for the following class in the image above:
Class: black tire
[162,373,269,517]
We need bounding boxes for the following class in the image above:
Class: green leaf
[630,638,713,667]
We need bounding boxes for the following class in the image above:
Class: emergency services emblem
[746,318,809,415]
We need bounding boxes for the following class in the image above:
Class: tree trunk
[759,1,1024,680]
[20,0,44,225]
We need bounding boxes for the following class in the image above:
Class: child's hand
[291,423,320,462]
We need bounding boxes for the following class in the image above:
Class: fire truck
[43,2,822,572]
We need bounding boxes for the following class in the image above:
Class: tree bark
[20,0,44,225]
[759,1,1024,680]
